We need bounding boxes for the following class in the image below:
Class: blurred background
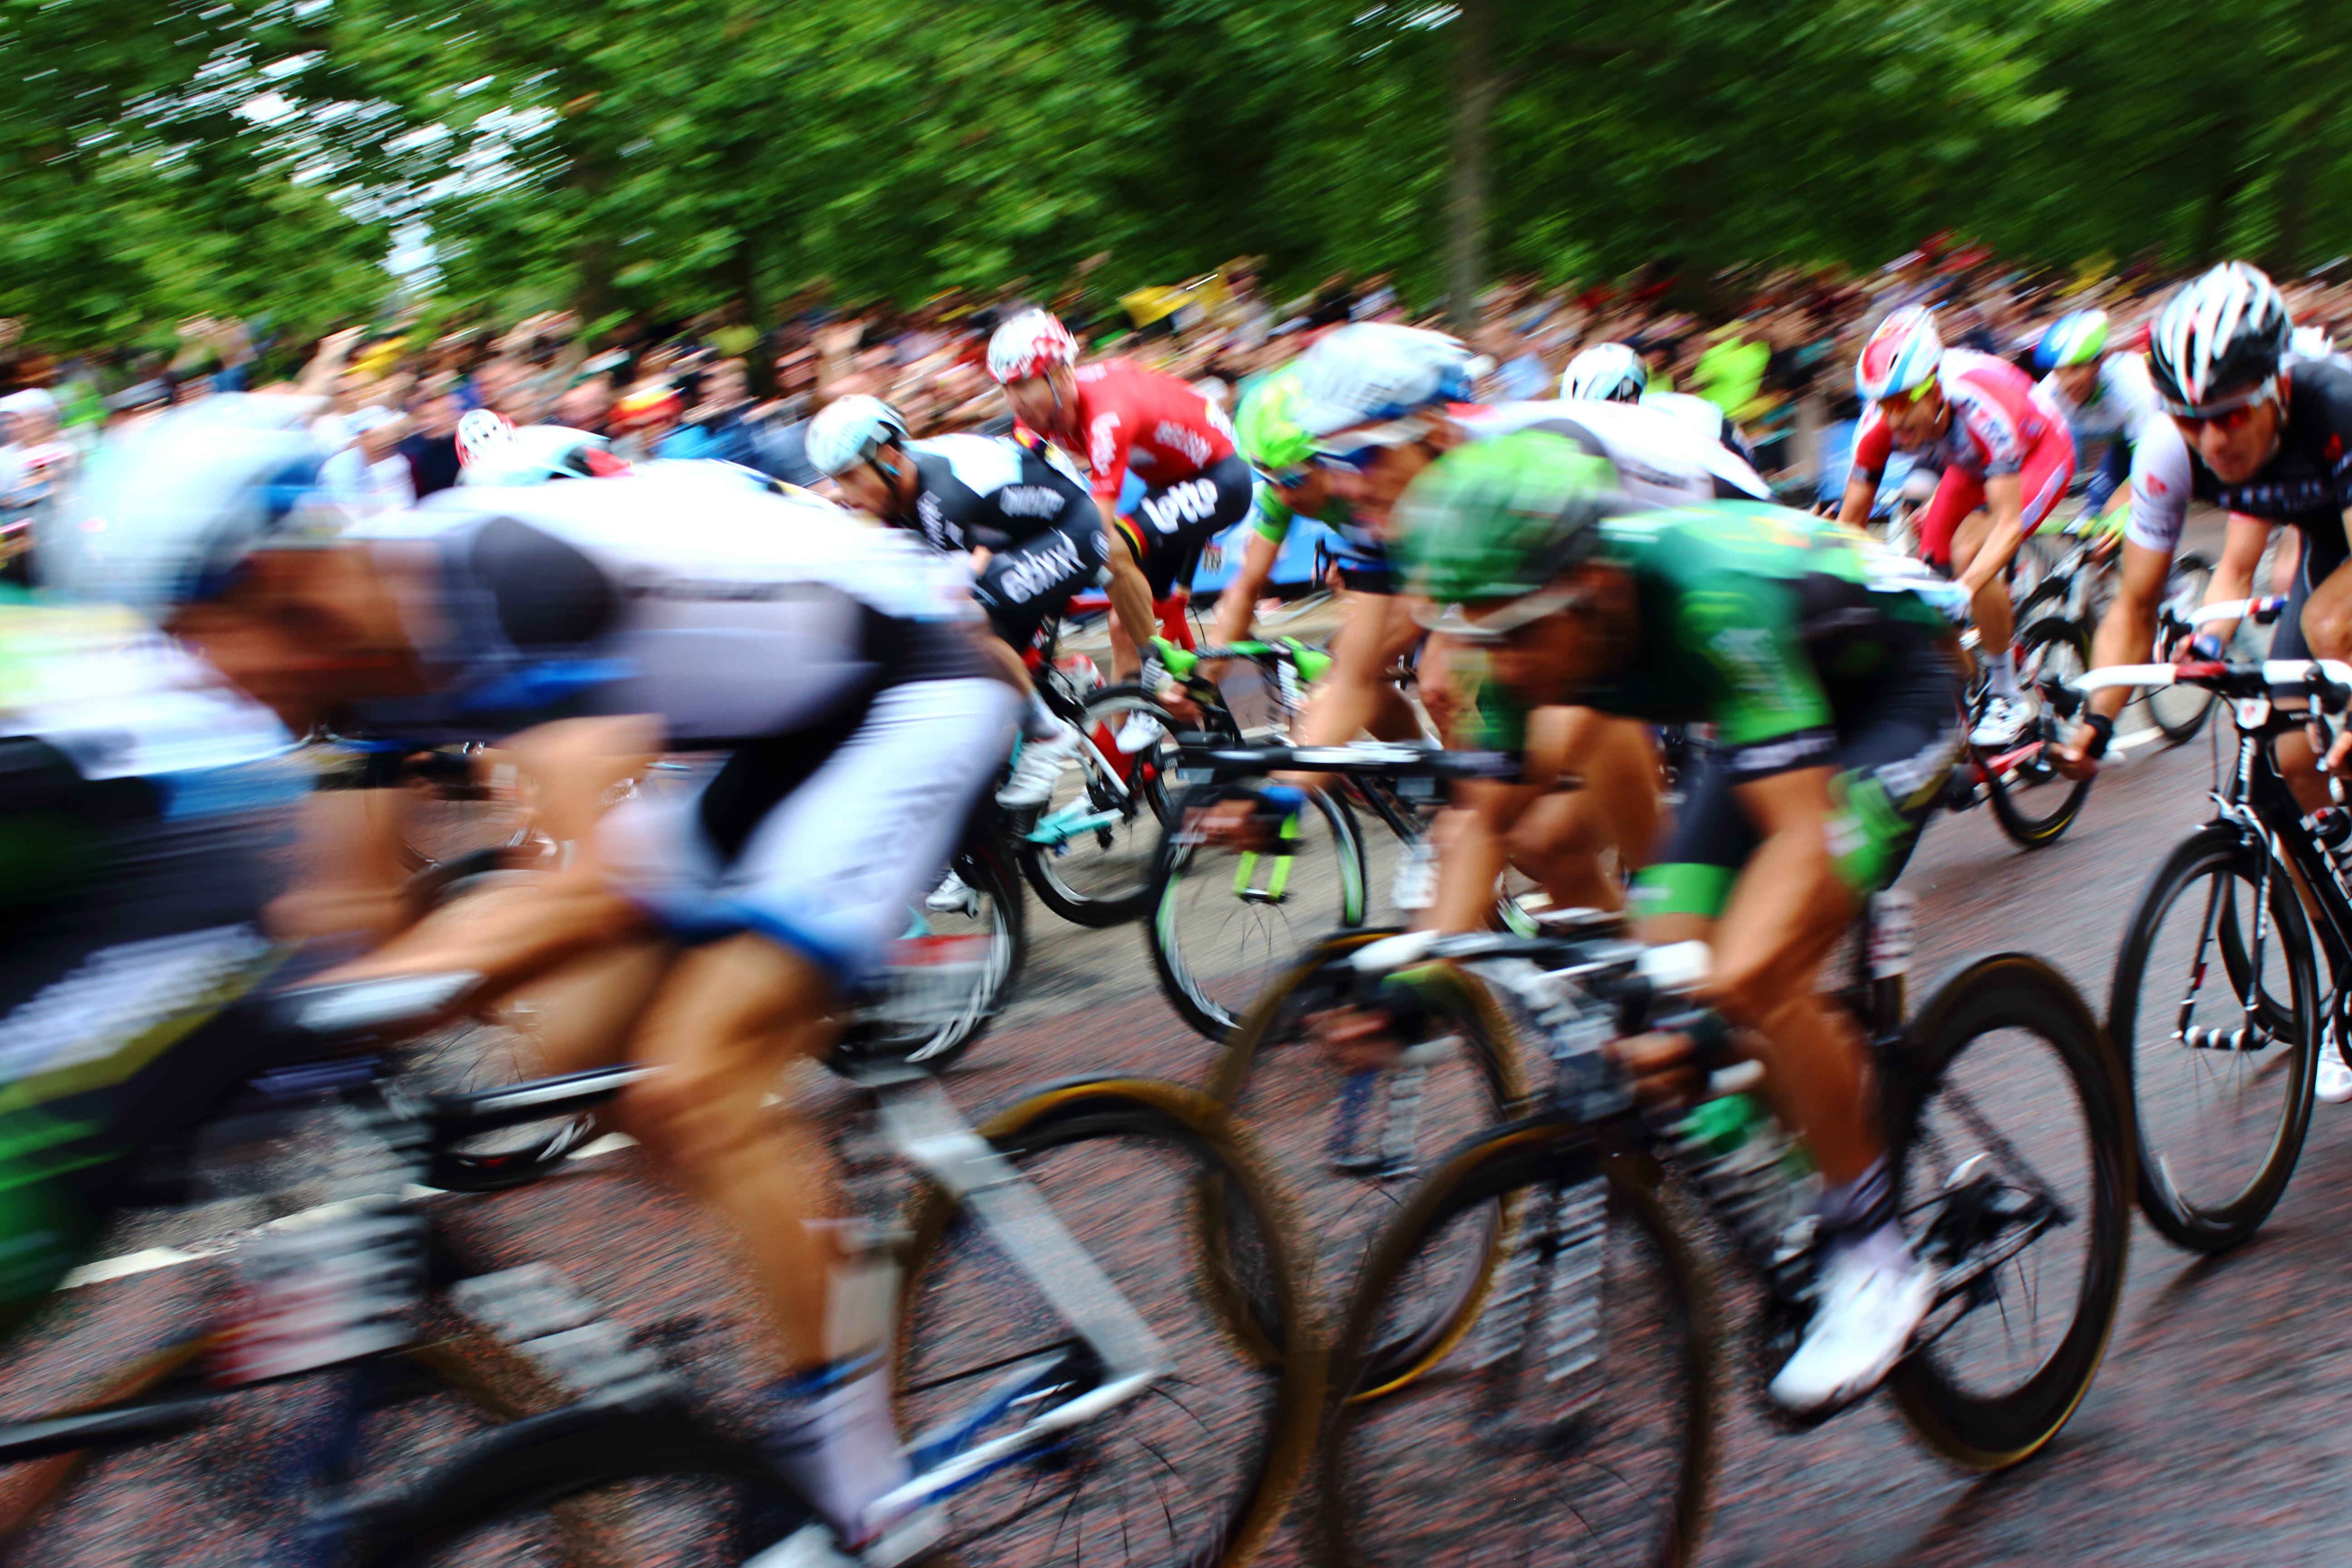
[1,0,2349,542]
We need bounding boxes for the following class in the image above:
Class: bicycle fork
[1470,1174,1609,1412]
[2172,838,2273,1052]
[870,1077,1170,1513]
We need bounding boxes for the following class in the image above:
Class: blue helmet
[2033,310,2110,374]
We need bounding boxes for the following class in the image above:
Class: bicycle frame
[2215,701,2352,980]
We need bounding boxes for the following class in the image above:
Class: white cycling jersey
[2038,353,2165,449]
[2035,353,2193,554]
[1458,399,1773,507]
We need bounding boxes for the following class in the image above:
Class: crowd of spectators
[5,242,2351,564]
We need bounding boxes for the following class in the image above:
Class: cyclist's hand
[1607,1030,1705,1107]
[1307,1003,1406,1073]
[2328,725,2352,780]
[1158,685,1206,727]
[2051,725,2103,782]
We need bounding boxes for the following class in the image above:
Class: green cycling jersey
[1458,501,1960,759]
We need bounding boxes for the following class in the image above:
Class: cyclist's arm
[2200,513,2275,646]
[1211,531,1283,648]
[1835,413,1891,526]
[1957,469,2027,596]
[1833,471,1878,527]
[1421,778,1539,932]
[2301,515,2352,662]
[2057,539,2173,776]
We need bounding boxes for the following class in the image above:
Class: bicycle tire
[1883,954,2132,1469]
[1018,684,1193,929]
[1206,932,1527,1399]
[2107,824,2317,1252]
[1985,617,2093,849]
[840,838,1027,1074]
[894,1077,1323,1568]
[344,1401,795,1567]
[2145,552,2218,744]
[1147,779,1369,1040]
[1316,1122,1716,1568]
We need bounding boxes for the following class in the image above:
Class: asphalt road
[17,516,2352,1567]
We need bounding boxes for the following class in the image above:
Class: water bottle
[1673,1093,1819,1281]
[2310,807,2352,888]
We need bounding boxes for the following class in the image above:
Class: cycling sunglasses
[1310,417,1433,475]
[1415,588,1587,641]
[2162,377,2279,431]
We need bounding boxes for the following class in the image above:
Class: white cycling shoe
[748,1510,944,1568]
[923,869,978,917]
[1767,1234,1937,1416]
[996,721,1080,808]
[1968,691,2040,750]
[2317,1019,2352,1104]
[1113,711,1166,755]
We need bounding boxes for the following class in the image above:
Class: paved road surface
[19,526,2352,1566]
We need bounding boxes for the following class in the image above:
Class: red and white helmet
[987,309,1079,385]
[454,407,517,467]
[1855,305,1944,402]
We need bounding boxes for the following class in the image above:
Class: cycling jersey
[1453,503,1961,921]
[349,474,1018,981]
[902,434,1094,555]
[1852,349,2077,564]
[1456,400,1774,507]
[2122,358,2352,572]
[1640,389,1756,465]
[895,433,1106,646]
[1054,358,1238,503]
[2041,353,2164,450]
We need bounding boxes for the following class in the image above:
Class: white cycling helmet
[2149,261,2292,412]
[986,310,1080,386]
[1290,323,1475,439]
[1559,343,1650,404]
[459,423,615,486]
[43,394,337,616]
[1855,306,1943,402]
[804,395,911,478]
[2291,323,2336,363]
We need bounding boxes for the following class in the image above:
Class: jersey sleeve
[1084,407,1133,500]
[1249,482,1296,544]
[1850,404,1893,483]
[2122,418,2193,555]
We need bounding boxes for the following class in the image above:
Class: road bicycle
[0,976,1324,1568]
[2089,606,2352,1252]
[1145,741,1540,1041]
[1309,909,2130,1566]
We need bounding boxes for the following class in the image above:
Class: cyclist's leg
[1505,711,1660,913]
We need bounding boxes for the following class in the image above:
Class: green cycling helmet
[1233,369,1317,479]
[1396,430,1623,619]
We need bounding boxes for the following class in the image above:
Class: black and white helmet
[805,394,911,477]
[1559,343,1649,404]
[2149,261,2293,412]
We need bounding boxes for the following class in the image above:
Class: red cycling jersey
[1851,348,2077,565]
[1032,358,1236,501]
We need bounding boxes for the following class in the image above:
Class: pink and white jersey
[1853,348,2067,482]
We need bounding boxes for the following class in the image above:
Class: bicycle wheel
[2107,824,2317,1251]
[2144,552,2217,744]
[1207,935,1527,1399]
[845,839,1026,1072]
[1317,1124,1715,1568]
[1148,780,1369,1040]
[1884,954,2132,1469]
[1984,617,2093,849]
[347,1401,795,1567]
[894,1078,1322,1568]
[1017,684,1187,929]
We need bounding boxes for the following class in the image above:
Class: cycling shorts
[0,764,292,1338]
[972,522,1108,649]
[1113,454,1254,599]
[598,676,1021,986]
[1632,644,1960,922]
[1915,428,2077,567]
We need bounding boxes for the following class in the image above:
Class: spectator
[319,406,415,514]
[399,389,464,498]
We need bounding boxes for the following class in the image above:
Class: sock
[760,1352,910,1548]
[1021,691,1063,744]
[1984,648,2020,700]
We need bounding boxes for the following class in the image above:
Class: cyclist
[2032,309,2171,554]
[2051,263,2352,1101]
[49,395,1019,1565]
[1560,339,1758,463]
[1200,367,1428,744]
[985,309,1254,686]
[804,392,1095,808]
[1838,305,2078,749]
[1391,429,1965,1414]
[456,413,628,486]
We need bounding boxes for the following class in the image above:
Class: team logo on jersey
[997,485,1065,519]
[916,492,960,549]
[1153,421,1214,467]
[1140,478,1221,534]
[1088,412,1122,477]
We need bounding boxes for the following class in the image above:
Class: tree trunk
[1445,0,1499,333]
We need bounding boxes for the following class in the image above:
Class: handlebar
[2188,595,2289,629]
[1177,740,1520,781]
[2073,657,2352,702]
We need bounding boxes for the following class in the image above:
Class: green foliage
[7,0,2352,343]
